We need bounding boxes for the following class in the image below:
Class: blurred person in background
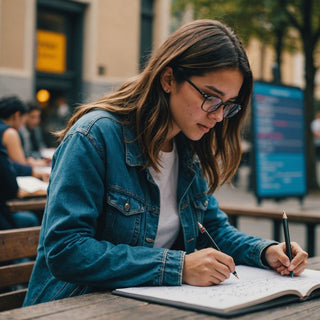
[0,135,39,229]
[42,95,72,148]
[0,95,50,180]
[0,96,50,168]
[19,101,51,166]
[311,111,320,160]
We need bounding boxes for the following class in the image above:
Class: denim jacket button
[145,238,154,243]
[204,200,208,208]
[124,201,130,211]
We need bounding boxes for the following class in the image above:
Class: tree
[172,0,320,190]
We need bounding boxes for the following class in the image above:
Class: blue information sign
[252,82,306,200]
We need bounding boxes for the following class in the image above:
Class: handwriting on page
[117,266,320,311]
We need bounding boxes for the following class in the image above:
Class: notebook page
[116,266,320,311]
[17,176,48,193]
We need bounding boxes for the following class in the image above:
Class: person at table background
[0,140,40,229]
[23,19,308,306]
[0,96,49,229]
[19,101,50,166]
[42,95,72,148]
[0,96,50,168]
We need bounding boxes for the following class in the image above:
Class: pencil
[282,210,294,278]
[197,222,239,279]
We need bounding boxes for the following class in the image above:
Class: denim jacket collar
[123,122,196,173]
[123,122,146,167]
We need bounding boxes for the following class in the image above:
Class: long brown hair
[58,20,253,193]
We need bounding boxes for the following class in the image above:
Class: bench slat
[0,226,40,311]
[0,261,35,288]
[0,289,27,311]
[0,227,40,262]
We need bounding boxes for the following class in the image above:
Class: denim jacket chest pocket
[189,194,210,250]
[191,194,209,223]
[104,190,147,246]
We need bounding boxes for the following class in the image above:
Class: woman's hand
[27,157,51,167]
[17,188,31,198]
[32,169,50,182]
[264,242,308,276]
[182,248,236,286]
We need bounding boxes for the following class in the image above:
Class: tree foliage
[172,0,298,50]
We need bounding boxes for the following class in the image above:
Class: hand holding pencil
[182,222,237,286]
[182,248,237,286]
[263,211,308,277]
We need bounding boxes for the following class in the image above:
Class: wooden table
[6,197,47,212]
[1,257,320,320]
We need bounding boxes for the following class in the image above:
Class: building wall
[95,0,140,78]
[0,0,36,99]
[80,0,171,102]
[153,0,171,49]
[1,0,317,104]
[0,0,25,70]
[0,0,172,102]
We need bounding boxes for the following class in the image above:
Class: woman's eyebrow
[205,85,238,100]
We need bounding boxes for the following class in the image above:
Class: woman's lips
[197,123,211,133]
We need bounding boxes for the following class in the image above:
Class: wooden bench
[221,205,320,257]
[0,226,40,311]
[6,197,47,212]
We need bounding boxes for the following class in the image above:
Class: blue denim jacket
[24,110,276,306]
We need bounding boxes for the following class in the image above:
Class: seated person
[0,96,49,167]
[42,95,72,148]
[19,101,50,165]
[0,141,39,230]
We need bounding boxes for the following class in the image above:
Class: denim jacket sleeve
[42,121,184,288]
[202,195,278,268]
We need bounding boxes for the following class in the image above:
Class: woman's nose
[207,105,224,122]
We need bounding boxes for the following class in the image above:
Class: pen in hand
[282,210,294,278]
[197,222,239,279]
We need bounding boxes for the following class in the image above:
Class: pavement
[213,166,320,256]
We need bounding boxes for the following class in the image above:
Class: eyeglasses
[185,79,242,119]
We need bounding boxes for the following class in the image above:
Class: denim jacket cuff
[160,249,185,286]
[256,240,279,269]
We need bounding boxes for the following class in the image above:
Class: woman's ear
[160,66,174,93]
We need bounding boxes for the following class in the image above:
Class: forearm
[12,161,32,176]
[45,234,185,288]
[210,219,277,268]
[202,198,277,268]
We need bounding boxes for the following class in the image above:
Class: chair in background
[0,226,40,311]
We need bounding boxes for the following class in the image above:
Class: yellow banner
[36,30,66,73]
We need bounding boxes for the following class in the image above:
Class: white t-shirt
[149,143,180,249]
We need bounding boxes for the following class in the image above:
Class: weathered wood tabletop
[6,197,47,212]
[1,257,320,320]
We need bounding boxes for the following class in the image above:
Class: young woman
[0,96,49,229]
[0,141,39,229]
[0,96,49,168]
[24,20,307,306]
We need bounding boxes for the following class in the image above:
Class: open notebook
[113,265,320,317]
[17,176,48,197]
